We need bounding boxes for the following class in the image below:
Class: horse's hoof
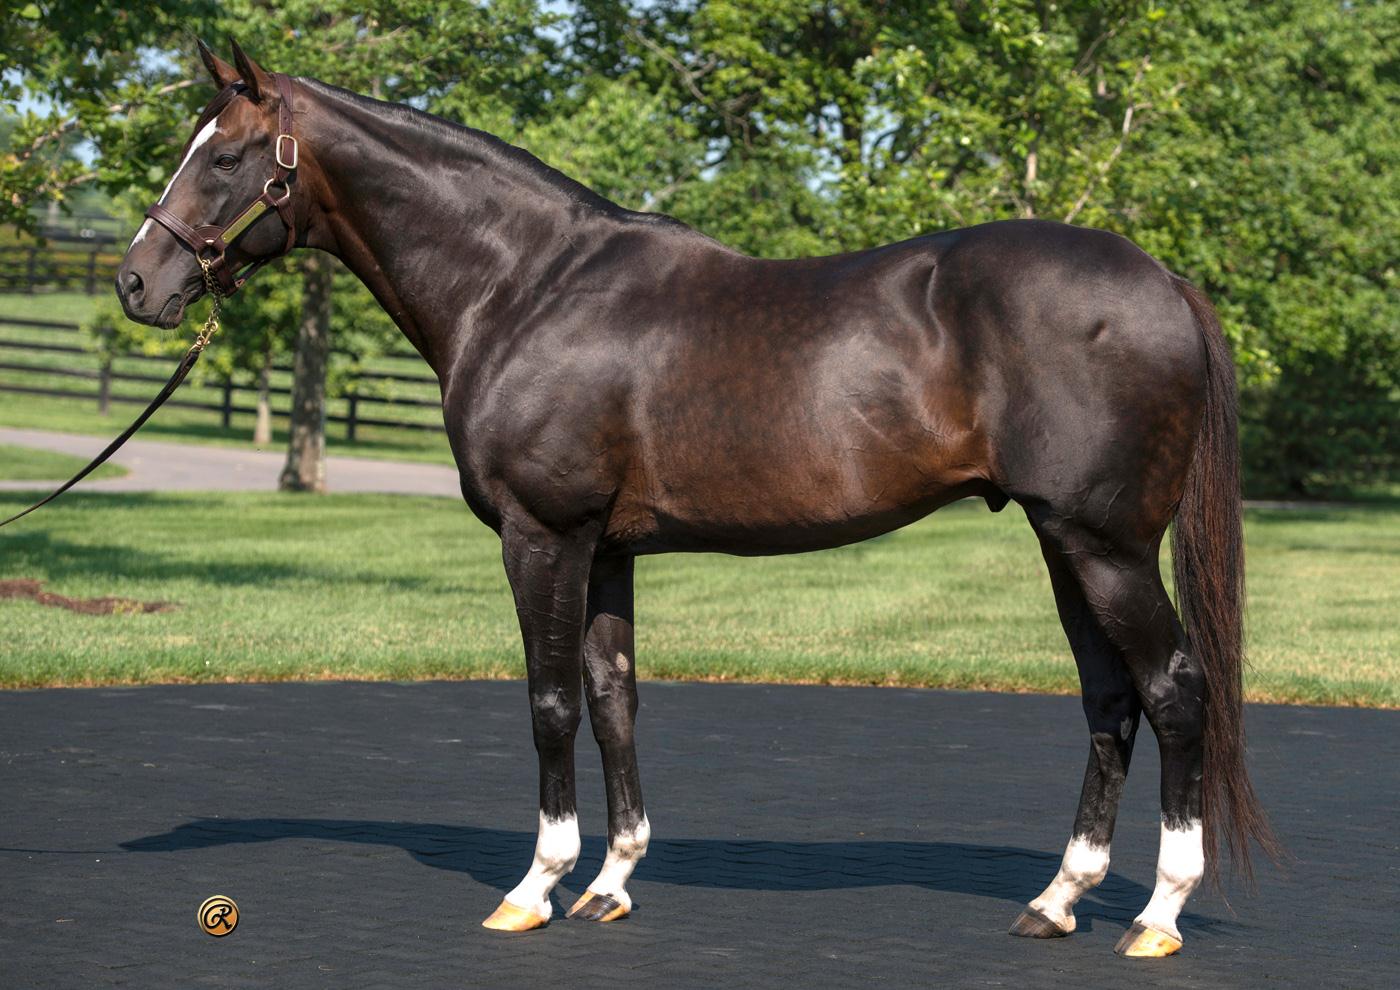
[481,900,549,932]
[1008,906,1071,939]
[566,890,629,922]
[1114,922,1182,958]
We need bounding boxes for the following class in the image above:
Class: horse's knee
[1082,683,1140,738]
[530,689,582,747]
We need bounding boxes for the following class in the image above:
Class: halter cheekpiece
[144,73,299,296]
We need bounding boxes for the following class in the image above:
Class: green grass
[0,444,127,482]
[0,290,103,324]
[0,492,1395,706]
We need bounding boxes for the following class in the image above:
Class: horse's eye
[214,154,239,171]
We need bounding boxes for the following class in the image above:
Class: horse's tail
[1169,274,1281,886]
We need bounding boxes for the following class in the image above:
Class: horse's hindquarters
[931,221,1209,542]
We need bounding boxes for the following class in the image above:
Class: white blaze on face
[1028,836,1110,931]
[128,116,223,250]
[585,815,651,911]
[503,812,580,920]
[1135,819,1204,940]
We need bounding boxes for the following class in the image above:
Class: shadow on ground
[119,817,1225,936]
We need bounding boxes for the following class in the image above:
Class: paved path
[0,427,460,497]
[1,681,1394,989]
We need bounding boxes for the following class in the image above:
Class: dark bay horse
[115,42,1276,957]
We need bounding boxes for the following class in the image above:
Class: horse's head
[116,40,299,328]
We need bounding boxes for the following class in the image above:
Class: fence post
[85,251,98,295]
[97,326,113,415]
[346,392,358,442]
[221,379,234,429]
[26,247,37,295]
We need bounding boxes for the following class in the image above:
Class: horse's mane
[298,77,687,232]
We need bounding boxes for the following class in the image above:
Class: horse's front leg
[568,554,649,923]
[482,519,595,932]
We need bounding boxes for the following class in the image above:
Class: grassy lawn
[0,291,101,324]
[0,444,127,482]
[0,491,1394,706]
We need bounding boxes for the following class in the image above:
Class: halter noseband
[144,73,299,296]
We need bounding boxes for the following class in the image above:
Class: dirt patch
[0,578,177,616]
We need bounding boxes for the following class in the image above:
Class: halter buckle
[263,176,292,207]
[276,134,299,170]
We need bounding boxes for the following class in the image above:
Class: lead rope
[0,272,225,529]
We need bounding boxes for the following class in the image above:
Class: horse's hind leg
[1034,512,1205,957]
[482,519,594,932]
[568,554,650,922]
[1010,529,1141,939]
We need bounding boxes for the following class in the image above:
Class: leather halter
[0,77,300,530]
[3,76,304,530]
[145,73,299,296]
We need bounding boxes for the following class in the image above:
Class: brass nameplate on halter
[222,200,269,243]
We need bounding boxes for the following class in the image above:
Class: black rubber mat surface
[1,681,1395,988]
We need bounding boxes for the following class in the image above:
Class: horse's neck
[298,82,616,371]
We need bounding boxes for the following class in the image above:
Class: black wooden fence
[0,314,444,440]
[2,211,125,295]
[0,245,122,295]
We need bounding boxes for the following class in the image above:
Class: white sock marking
[1135,819,1203,940]
[504,812,579,920]
[585,815,650,911]
[1029,836,1110,931]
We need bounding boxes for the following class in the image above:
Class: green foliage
[1,1,219,227]
[4,0,1397,494]
[1113,0,1400,495]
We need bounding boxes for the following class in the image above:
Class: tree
[1110,1,1400,495]
[1,2,216,229]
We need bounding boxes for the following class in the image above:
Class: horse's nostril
[122,270,144,301]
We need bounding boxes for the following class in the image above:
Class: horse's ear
[229,37,272,103]
[197,38,239,90]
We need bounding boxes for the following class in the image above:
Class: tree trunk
[252,346,273,446]
[279,254,332,492]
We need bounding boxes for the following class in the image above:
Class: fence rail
[0,245,122,295]
[0,313,445,439]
